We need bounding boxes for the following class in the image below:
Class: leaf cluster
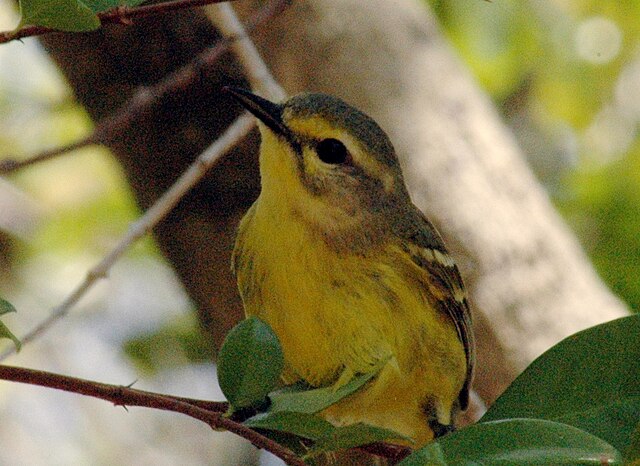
[217,317,408,461]
[403,314,640,464]
[219,315,640,464]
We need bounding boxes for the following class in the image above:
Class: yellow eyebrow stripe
[284,115,396,193]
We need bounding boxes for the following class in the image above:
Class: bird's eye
[316,138,349,164]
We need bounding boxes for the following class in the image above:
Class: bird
[226,87,474,448]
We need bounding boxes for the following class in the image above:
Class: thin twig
[0,114,255,360]
[0,0,231,44]
[0,0,290,175]
[0,137,98,173]
[0,364,306,466]
[206,3,286,100]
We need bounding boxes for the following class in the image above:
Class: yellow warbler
[227,88,474,447]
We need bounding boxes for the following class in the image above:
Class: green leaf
[0,299,20,351]
[268,358,388,414]
[555,398,640,460]
[123,314,214,375]
[244,411,335,440]
[245,412,409,458]
[398,419,622,466]
[310,422,411,453]
[217,317,284,411]
[123,0,147,7]
[482,315,640,456]
[19,0,100,31]
[0,321,21,351]
[0,298,17,316]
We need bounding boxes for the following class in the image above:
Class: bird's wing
[399,209,475,410]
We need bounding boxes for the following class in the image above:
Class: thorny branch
[0,364,307,466]
[0,364,412,464]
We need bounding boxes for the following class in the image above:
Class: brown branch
[162,393,229,412]
[0,363,415,464]
[0,0,289,175]
[101,0,229,23]
[0,0,234,44]
[0,136,98,173]
[0,364,306,466]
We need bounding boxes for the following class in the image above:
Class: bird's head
[226,88,411,246]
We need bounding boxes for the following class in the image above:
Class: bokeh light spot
[575,16,622,65]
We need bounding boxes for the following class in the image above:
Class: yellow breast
[227,88,469,446]
[234,194,465,389]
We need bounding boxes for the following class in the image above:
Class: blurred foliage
[123,313,215,375]
[0,34,167,363]
[562,146,640,314]
[18,148,149,258]
[428,0,640,312]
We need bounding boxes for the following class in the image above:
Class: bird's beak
[224,87,290,138]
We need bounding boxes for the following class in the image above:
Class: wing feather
[397,209,475,410]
